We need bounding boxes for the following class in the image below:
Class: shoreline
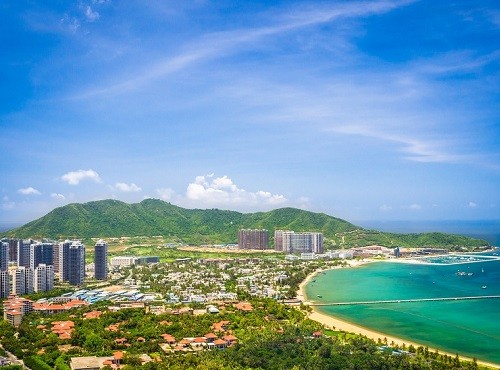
[297,260,500,369]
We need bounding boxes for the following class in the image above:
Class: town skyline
[2,0,499,227]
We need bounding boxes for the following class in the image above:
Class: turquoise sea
[305,249,500,365]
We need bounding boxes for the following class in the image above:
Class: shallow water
[305,251,500,364]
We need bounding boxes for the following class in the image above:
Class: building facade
[110,256,136,267]
[34,264,54,292]
[0,242,8,271]
[94,240,108,280]
[238,229,269,250]
[12,266,34,295]
[17,239,32,268]
[3,296,34,326]
[30,242,54,269]
[274,230,324,254]
[68,242,85,286]
[0,270,10,298]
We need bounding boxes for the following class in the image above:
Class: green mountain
[3,199,490,249]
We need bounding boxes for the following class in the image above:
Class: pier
[308,295,500,306]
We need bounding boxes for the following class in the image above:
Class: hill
[3,199,490,249]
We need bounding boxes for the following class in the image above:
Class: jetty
[308,295,500,306]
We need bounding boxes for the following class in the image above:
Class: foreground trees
[0,298,482,370]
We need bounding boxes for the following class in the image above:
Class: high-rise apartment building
[0,270,10,298]
[68,242,85,286]
[17,239,32,268]
[274,230,324,254]
[58,240,72,282]
[12,266,34,295]
[34,264,54,292]
[8,238,18,262]
[0,241,9,271]
[238,229,269,250]
[53,243,60,273]
[94,239,108,280]
[29,242,54,269]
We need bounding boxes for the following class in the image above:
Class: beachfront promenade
[308,295,500,306]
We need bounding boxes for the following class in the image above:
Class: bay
[305,250,500,365]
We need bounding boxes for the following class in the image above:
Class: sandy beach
[297,261,500,369]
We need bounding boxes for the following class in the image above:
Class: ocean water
[305,250,500,365]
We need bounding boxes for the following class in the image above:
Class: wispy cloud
[72,0,415,99]
[2,196,15,210]
[61,169,101,185]
[84,5,100,22]
[18,187,41,195]
[50,193,66,200]
[334,125,476,164]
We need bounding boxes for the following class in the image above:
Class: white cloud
[61,169,101,185]
[113,182,142,192]
[51,193,66,200]
[468,201,477,208]
[409,204,422,210]
[183,174,288,209]
[18,187,41,195]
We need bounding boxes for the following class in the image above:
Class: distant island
[4,199,489,250]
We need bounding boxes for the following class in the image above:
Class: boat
[482,286,487,289]
[317,295,323,298]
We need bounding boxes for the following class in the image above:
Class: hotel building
[238,229,269,250]
[274,230,324,254]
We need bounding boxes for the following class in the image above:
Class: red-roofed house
[223,334,238,346]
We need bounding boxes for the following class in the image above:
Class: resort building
[110,256,159,267]
[94,240,108,280]
[274,230,324,254]
[3,296,34,326]
[110,256,136,267]
[238,229,269,250]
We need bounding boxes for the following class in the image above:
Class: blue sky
[1,0,499,228]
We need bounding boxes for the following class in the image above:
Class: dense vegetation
[4,199,489,249]
[0,299,484,369]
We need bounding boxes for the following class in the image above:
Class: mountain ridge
[3,198,490,249]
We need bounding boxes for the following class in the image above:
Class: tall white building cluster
[274,230,324,254]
